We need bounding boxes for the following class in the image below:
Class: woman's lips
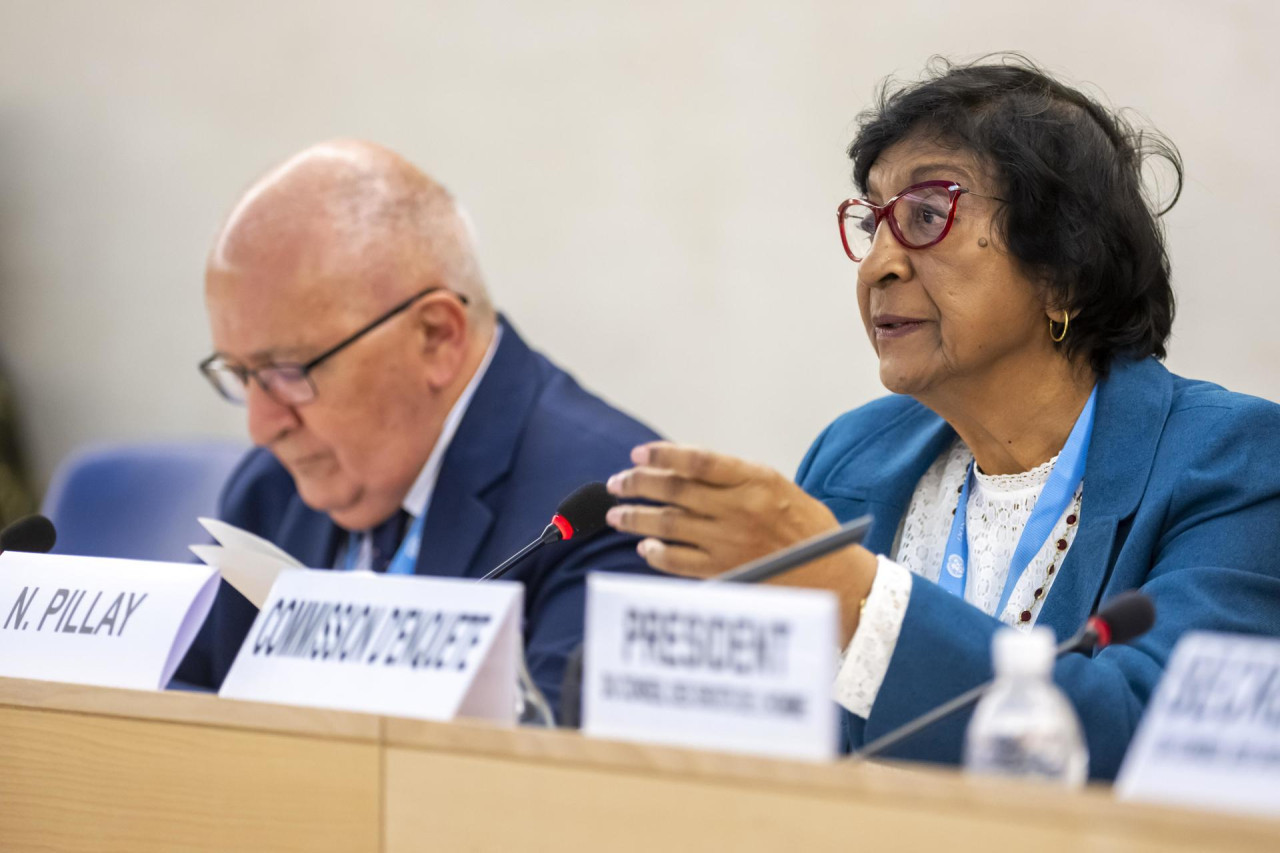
[873,315,927,339]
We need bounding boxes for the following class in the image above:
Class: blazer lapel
[414,318,541,578]
[1038,357,1173,639]
[820,400,956,555]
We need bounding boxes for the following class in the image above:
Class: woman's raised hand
[604,442,842,578]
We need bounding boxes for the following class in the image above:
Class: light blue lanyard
[342,511,426,575]
[938,386,1097,616]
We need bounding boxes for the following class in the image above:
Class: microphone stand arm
[851,681,992,762]
[710,516,872,585]
[850,634,1091,762]
[479,524,560,582]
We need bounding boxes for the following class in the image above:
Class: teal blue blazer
[796,357,1280,779]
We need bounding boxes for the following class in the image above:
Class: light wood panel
[384,745,1094,853]
[381,714,1280,852]
[381,740,1278,853]
[2,677,1278,852]
[0,676,381,741]
[0,681,380,853]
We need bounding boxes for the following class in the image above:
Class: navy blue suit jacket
[176,319,660,709]
[796,357,1280,779]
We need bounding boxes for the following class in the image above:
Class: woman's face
[857,136,1054,399]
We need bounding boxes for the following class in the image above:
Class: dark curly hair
[848,55,1181,374]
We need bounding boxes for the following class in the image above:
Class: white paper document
[192,516,302,608]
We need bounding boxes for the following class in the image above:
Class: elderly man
[175,140,659,707]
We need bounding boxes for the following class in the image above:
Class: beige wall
[0,0,1276,489]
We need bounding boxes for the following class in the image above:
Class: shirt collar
[400,324,504,519]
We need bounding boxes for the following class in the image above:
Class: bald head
[210,139,493,322]
[203,141,500,530]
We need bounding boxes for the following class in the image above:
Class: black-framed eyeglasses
[837,180,1005,263]
[199,286,469,406]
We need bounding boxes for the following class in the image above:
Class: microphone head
[1092,590,1156,647]
[0,514,58,555]
[551,482,617,541]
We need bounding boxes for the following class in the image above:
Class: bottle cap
[992,626,1055,677]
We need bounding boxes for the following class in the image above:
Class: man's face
[205,263,440,531]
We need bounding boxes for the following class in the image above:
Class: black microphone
[1058,589,1155,653]
[850,591,1156,762]
[479,482,616,582]
[476,483,615,728]
[0,514,58,555]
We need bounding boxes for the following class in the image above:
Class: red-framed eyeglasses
[837,180,1002,263]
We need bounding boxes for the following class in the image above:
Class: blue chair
[42,441,247,563]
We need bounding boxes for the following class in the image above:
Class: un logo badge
[946,554,965,579]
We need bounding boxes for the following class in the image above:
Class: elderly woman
[604,59,1280,780]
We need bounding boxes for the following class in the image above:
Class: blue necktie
[368,510,410,574]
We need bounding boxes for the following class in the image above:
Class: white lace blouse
[834,436,1084,718]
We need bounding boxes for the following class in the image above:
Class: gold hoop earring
[1049,310,1069,343]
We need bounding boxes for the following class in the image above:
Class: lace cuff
[833,555,913,718]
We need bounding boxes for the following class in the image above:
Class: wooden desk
[1,677,1276,852]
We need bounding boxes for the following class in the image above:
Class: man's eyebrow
[214,346,313,366]
[254,347,313,364]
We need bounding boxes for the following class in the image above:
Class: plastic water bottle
[963,626,1089,786]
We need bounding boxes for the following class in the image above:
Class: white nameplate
[582,573,838,761]
[1116,632,1280,818]
[218,569,523,724]
[0,552,219,690]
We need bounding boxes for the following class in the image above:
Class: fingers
[606,442,818,580]
[630,442,757,487]
[605,503,719,545]
[635,538,717,579]
[606,466,721,515]
[608,442,771,515]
